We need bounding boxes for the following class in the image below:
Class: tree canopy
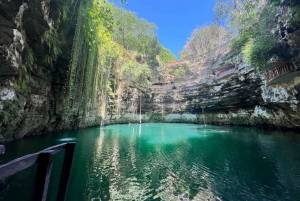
[180,24,229,61]
[182,0,300,72]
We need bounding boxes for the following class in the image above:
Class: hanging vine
[64,0,122,119]
[62,0,173,122]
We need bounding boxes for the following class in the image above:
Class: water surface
[1,124,300,201]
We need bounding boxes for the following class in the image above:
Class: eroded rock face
[110,57,300,129]
[0,1,27,76]
[0,0,101,140]
[108,5,300,130]
[1,1,300,141]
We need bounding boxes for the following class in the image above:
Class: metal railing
[0,143,76,201]
[266,62,297,83]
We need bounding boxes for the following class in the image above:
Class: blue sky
[114,0,218,59]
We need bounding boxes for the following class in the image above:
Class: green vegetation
[149,113,165,122]
[113,7,157,51]
[41,29,62,66]
[180,0,300,72]
[290,4,300,26]
[0,0,175,130]
[213,0,300,72]
[157,44,177,63]
[121,59,152,87]
[63,0,176,119]
[167,63,189,79]
[112,7,175,67]
[6,0,176,124]
[180,24,228,61]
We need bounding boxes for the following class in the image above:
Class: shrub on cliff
[216,0,300,72]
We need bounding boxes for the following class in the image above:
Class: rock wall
[0,0,102,141]
[108,4,300,130]
[109,55,300,129]
[1,1,300,141]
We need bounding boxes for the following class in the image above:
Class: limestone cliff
[0,0,102,141]
[108,13,300,129]
[1,1,300,141]
[109,51,300,129]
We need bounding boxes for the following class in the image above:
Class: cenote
[1,124,300,201]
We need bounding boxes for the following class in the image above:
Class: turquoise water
[1,124,300,201]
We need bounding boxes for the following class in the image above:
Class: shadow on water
[1,124,300,201]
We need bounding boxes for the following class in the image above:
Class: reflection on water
[102,124,212,145]
[83,124,300,201]
[57,138,76,142]
[1,124,300,201]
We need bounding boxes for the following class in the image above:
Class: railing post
[0,145,5,154]
[33,150,55,201]
[56,143,76,201]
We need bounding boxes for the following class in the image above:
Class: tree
[180,24,229,61]
[157,44,177,63]
[113,7,157,51]
[112,7,169,67]
[167,62,189,80]
[214,0,267,35]
[120,59,151,87]
[221,0,300,71]
[121,59,152,124]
